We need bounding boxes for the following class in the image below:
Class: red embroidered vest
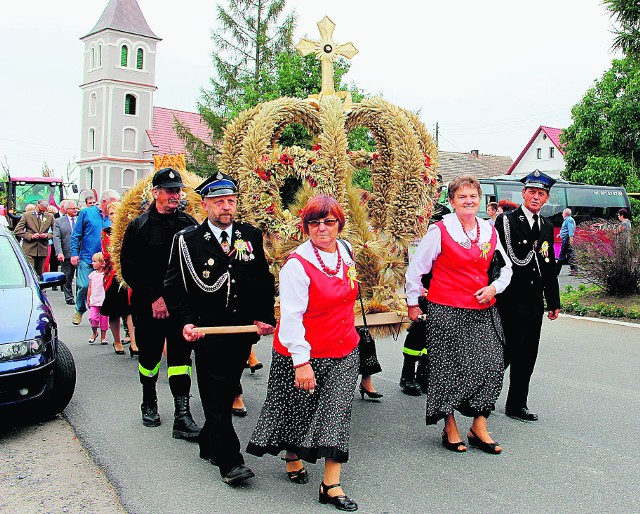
[426,221,497,310]
[273,253,359,359]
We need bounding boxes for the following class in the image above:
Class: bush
[573,221,640,295]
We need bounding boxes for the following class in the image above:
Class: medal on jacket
[539,241,549,261]
[480,242,491,259]
[347,265,359,289]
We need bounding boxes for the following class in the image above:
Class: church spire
[84,0,160,40]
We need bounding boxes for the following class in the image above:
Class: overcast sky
[0,0,620,178]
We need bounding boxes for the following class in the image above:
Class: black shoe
[359,384,383,400]
[232,406,248,417]
[319,482,358,511]
[441,430,467,452]
[173,396,201,440]
[281,457,309,484]
[221,465,255,486]
[249,362,263,373]
[399,378,422,396]
[112,343,125,355]
[65,299,75,305]
[505,407,538,421]
[467,428,502,455]
[128,346,139,358]
[141,401,161,427]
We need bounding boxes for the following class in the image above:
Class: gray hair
[99,189,121,203]
[563,208,572,216]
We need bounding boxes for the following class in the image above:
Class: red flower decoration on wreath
[265,203,275,215]
[372,153,380,162]
[279,154,294,166]
[311,144,322,151]
[424,153,432,168]
[255,167,272,181]
[307,176,318,188]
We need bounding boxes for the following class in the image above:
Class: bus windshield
[13,183,63,213]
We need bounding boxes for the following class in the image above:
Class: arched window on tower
[89,93,97,116]
[122,169,136,190]
[124,94,137,115]
[97,44,102,66]
[121,45,129,67]
[88,128,96,151]
[90,47,95,68]
[136,48,144,70]
[123,128,136,152]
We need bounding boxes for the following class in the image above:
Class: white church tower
[78,0,161,194]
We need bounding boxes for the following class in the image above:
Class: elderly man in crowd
[54,200,80,304]
[14,199,55,278]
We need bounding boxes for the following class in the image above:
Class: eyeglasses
[307,218,339,228]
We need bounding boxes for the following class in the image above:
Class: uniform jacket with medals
[164,220,276,343]
[14,211,54,257]
[494,206,560,316]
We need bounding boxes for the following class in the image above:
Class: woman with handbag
[406,175,512,454]
[247,194,359,512]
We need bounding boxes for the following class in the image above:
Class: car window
[0,238,26,288]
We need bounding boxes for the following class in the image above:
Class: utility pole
[434,122,439,146]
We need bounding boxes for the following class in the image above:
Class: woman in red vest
[406,175,513,455]
[247,195,359,512]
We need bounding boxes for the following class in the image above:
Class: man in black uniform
[495,170,561,421]
[164,172,275,486]
[120,168,200,439]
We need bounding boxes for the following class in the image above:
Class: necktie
[71,217,76,230]
[220,230,230,253]
[531,213,540,242]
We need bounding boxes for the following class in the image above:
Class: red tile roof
[147,107,212,156]
[507,125,564,174]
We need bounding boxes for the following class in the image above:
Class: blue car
[0,225,76,419]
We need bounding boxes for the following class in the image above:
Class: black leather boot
[141,400,161,427]
[172,396,200,440]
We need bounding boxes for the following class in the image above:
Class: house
[77,0,211,195]
[507,125,565,178]
[437,150,513,183]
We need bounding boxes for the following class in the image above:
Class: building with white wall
[507,126,565,179]
[77,0,210,196]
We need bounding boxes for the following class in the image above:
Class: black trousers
[501,312,543,411]
[194,336,253,475]
[60,258,76,302]
[133,306,194,399]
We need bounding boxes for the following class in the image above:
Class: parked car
[0,225,76,420]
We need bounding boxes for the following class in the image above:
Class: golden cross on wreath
[295,16,359,97]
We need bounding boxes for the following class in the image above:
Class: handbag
[487,249,505,283]
[338,239,382,376]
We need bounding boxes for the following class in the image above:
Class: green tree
[561,57,640,188]
[205,0,295,117]
[603,0,640,58]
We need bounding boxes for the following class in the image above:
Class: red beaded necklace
[457,216,480,245]
[310,241,342,276]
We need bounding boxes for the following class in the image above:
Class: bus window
[566,187,628,225]
[540,187,566,226]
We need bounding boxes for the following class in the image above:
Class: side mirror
[39,272,66,289]
[72,184,79,193]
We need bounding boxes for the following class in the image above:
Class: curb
[560,313,640,328]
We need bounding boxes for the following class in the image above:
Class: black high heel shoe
[468,428,502,454]
[359,384,383,400]
[281,456,308,484]
[249,362,263,374]
[129,346,139,358]
[113,343,125,355]
[441,430,467,452]
[319,482,358,512]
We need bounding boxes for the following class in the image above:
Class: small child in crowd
[87,252,109,345]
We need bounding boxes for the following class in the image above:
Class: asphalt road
[43,285,640,513]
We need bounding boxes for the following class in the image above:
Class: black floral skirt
[246,347,359,463]
[424,301,504,425]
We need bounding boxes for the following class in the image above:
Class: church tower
[78,0,161,194]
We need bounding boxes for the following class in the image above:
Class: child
[87,252,109,345]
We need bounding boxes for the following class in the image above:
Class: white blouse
[278,239,354,366]
[405,213,513,305]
